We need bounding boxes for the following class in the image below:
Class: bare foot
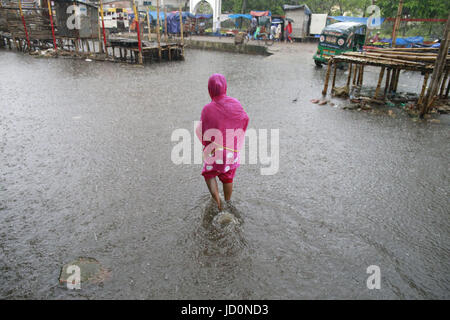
[217,199,222,211]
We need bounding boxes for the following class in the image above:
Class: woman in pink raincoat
[196,74,249,211]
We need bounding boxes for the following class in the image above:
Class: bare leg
[205,178,221,211]
[223,183,233,201]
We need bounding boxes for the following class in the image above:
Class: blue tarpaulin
[148,11,166,22]
[330,16,385,28]
[194,14,212,19]
[380,36,424,47]
[176,11,195,19]
[228,14,252,20]
[166,12,194,34]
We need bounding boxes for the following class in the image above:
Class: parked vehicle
[313,22,366,67]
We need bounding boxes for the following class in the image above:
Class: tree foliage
[221,0,450,19]
[376,0,450,19]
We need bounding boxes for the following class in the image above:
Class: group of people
[248,16,293,43]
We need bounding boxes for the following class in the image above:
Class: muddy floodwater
[0,43,449,299]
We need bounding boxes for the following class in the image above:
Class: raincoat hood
[208,73,227,99]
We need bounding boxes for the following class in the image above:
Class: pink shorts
[202,168,237,184]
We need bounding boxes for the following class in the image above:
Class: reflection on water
[0,45,449,299]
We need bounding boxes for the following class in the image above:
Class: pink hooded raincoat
[196,74,249,176]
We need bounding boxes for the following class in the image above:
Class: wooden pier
[0,0,185,64]
[108,38,184,63]
[321,46,449,115]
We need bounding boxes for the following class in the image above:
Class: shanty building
[282,4,311,40]
[52,0,99,39]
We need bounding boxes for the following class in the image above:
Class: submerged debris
[436,104,450,114]
[59,257,110,286]
[332,85,349,97]
[30,48,57,57]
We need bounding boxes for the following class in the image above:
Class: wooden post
[346,63,353,87]
[389,69,396,92]
[4,8,12,50]
[97,11,102,53]
[352,64,358,86]
[179,4,184,57]
[420,13,450,116]
[417,73,430,106]
[445,76,450,99]
[390,69,397,93]
[359,65,364,86]
[384,68,392,99]
[99,0,107,55]
[374,67,385,99]
[393,69,400,92]
[147,9,152,42]
[356,65,363,86]
[156,0,161,61]
[363,23,371,47]
[12,36,18,51]
[391,0,403,48]
[331,62,338,91]
[72,1,80,55]
[164,5,168,43]
[322,59,333,96]
[46,0,57,50]
[18,0,31,51]
[439,70,448,97]
[132,0,143,64]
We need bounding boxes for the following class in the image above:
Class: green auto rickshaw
[313,22,366,67]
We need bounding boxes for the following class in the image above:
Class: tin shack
[282,4,311,41]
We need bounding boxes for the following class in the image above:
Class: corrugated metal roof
[282,4,311,15]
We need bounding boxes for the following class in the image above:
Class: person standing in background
[285,21,293,43]
[250,16,257,37]
[276,23,282,40]
[215,17,221,38]
[270,24,277,40]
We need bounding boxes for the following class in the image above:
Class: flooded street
[0,43,449,299]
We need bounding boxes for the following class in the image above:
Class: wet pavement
[0,43,449,299]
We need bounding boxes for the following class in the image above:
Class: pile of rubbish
[310,87,447,123]
[435,104,450,114]
[30,48,57,57]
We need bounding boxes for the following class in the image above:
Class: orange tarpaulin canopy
[250,11,270,17]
